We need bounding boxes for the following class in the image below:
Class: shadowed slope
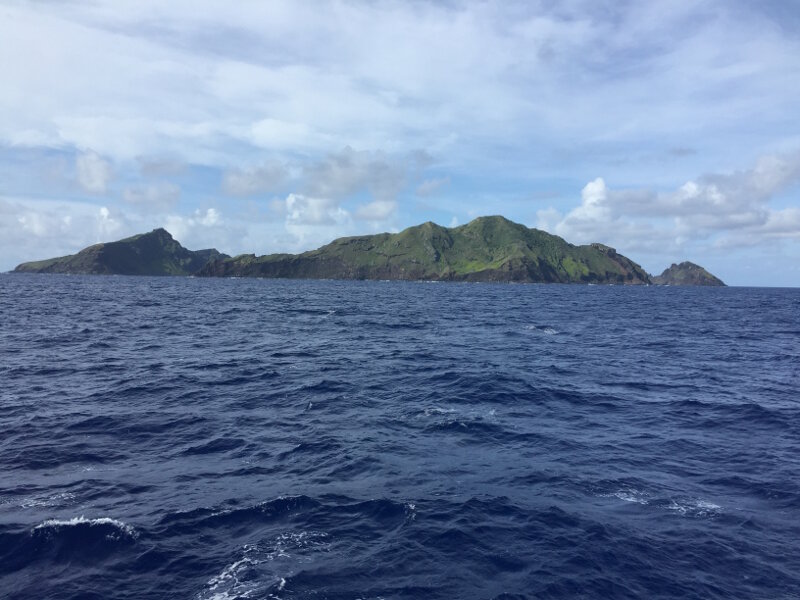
[14,229,228,276]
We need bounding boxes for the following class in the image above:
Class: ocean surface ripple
[1,275,799,599]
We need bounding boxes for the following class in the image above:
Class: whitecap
[600,488,721,517]
[271,531,330,556]
[523,325,559,335]
[664,498,722,517]
[197,532,330,600]
[600,488,649,505]
[613,490,649,505]
[34,516,138,538]
[200,554,262,600]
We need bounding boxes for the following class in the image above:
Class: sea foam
[34,516,138,538]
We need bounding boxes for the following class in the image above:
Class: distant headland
[12,216,725,285]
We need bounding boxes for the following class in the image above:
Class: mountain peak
[468,215,514,225]
[142,227,175,241]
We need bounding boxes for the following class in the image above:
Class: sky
[1,0,799,285]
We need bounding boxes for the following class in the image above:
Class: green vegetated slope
[14,228,227,275]
[652,261,725,286]
[199,216,652,284]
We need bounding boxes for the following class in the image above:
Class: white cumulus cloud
[285,193,349,226]
[537,150,800,262]
[163,208,225,247]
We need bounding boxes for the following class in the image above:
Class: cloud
[6,198,125,244]
[138,157,186,177]
[14,205,74,239]
[0,197,134,268]
[354,200,396,221]
[97,205,123,239]
[2,2,800,283]
[164,207,223,244]
[200,207,220,226]
[714,207,800,248]
[304,147,414,202]
[537,150,800,256]
[123,183,181,211]
[282,193,355,249]
[249,118,330,153]
[75,151,112,193]
[294,146,429,227]
[222,161,288,196]
[285,193,349,226]
[2,0,799,176]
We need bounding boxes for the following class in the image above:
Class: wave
[3,279,800,599]
[33,516,138,538]
[181,437,247,456]
[523,324,559,335]
[0,516,138,576]
[662,498,722,517]
[597,487,722,518]
[19,491,77,509]
[155,496,322,535]
[197,531,331,600]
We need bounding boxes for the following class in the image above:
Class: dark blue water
[1,275,798,600]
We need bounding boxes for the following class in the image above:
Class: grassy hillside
[199,216,652,284]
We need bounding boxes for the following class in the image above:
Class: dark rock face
[652,261,725,286]
[198,216,653,284]
[13,229,228,276]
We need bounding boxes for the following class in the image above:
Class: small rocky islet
[13,216,725,286]
[652,262,726,286]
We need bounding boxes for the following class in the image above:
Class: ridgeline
[13,216,725,285]
[198,216,651,284]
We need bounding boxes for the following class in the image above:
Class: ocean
[1,274,798,600]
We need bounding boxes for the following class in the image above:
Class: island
[12,216,726,285]
[652,261,725,286]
